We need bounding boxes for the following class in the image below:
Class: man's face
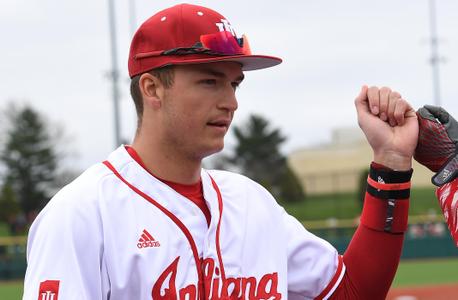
[160,61,244,160]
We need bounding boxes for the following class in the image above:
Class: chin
[200,142,225,159]
[214,140,225,152]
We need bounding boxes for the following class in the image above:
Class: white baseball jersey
[23,146,345,300]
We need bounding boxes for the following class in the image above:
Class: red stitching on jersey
[103,160,204,298]
[315,255,344,300]
[209,176,227,282]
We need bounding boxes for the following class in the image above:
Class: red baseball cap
[128,3,282,78]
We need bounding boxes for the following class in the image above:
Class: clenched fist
[355,85,419,170]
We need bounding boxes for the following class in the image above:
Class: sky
[1,0,457,171]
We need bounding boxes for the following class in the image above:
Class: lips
[208,119,230,126]
[207,118,231,130]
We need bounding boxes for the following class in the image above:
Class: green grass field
[0,223,9,236]
[392,258,458,287]
[282,187,440,221]
[0,280,22,300]
[1,258,457,299]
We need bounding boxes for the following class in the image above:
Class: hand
[415,105,458,247]
[414,105,458,186]
[355,85,419,170]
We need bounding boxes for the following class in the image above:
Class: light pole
[428,0,442,106]
[107,0,121,147]
[129,0,137,37]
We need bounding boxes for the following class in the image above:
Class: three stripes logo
[137,229,160,249]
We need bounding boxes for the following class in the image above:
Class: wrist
[373,151,412,171]
[361,164,413,234]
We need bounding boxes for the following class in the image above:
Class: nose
[217,87,238,112]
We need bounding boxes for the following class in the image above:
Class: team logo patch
[137,229,161,249]
[38,280,59,300]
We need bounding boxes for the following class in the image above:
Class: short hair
[130,65,175,128]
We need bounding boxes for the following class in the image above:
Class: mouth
[207,119,231,131]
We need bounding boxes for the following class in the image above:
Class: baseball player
[23,4,419,300]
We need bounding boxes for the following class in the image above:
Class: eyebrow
[196,68,245,83]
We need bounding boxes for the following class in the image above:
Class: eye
[232,81,241,90]
[200,79,217,86]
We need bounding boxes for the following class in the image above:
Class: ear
[139,73,165,109]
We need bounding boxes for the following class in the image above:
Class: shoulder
[47,163,112,210]
[207,169,252,183]
[30,163,113,234]
[207,169,269,192]
[206,169,279,206]
[24,164,112,297]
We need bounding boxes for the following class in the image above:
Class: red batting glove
[414,105,458,186]
[414,105,458,246]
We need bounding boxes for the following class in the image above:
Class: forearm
[332,224,404,299]
[330,163,412,299]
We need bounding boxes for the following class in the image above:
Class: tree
[0,183,20,222]
[357,168,370,208]
[0,105,59,216]
[225,114,305,203]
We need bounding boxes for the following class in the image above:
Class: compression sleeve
[328,162,412,300]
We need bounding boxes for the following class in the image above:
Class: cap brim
[161,54,282,71]
[129,54,282,77]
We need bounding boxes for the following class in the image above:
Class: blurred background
[1,0,457,299]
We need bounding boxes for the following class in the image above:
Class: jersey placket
[103,160,207,299]
[200,172,229,298]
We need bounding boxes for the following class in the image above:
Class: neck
[131,135,202,185]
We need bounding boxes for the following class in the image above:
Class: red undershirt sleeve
[328,162,413,300]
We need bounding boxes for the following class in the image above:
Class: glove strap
[432,155,458,186]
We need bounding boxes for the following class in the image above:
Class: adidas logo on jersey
[137,229,160,249]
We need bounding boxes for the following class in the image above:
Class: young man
[23,4,419,299]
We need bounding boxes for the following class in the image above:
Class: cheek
[163,102,203,132]
[163,88,211,130]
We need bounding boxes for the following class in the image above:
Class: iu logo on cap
[38,280,59,300]
[215,19,236,36]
